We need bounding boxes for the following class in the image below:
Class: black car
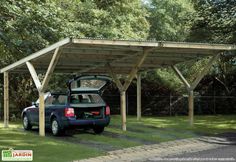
[21,75,111,136]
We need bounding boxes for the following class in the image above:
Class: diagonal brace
[106,63,124,91]
[172,65,191,90]
[26,62,42,92]
[172,54,220,91]
[123,48,152,91]
[41,47,61,92]
[190,54,220,90]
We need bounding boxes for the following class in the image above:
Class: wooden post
[137,73,141,121]
[188,90,194,126]
[120,91,126,131]
[4,72,9,128]
[39,92,45,136]
[172,54,220,126]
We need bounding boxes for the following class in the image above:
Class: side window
[45,95,54,106]
[45,95,67,106]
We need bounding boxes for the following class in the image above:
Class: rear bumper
[62,116,110,129]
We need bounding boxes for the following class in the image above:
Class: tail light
[91,111,100,115]
[105,105,110,115]
[65,108,74,117]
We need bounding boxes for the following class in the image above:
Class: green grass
[0,115,236,162]
[0,123,102,162]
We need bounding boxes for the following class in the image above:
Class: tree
[0,0,77,64]
[147,0,195,41]
[188,0,236,43]
[0,0,77,113]
[188,0,236,97]
[54,0,150,39]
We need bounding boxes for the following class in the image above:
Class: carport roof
[0,38,235,74]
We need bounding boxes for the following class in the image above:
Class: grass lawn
[0,115,236,162]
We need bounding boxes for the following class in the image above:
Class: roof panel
[0,38,235,74]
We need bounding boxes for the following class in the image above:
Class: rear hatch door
[67,75,112,93]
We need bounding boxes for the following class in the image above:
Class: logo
[2,148,33,161]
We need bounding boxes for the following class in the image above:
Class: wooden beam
[106,63,124,91]
[123,48,152,91]
[72,38,235,50]
[190,54,220,90]
[39,92,45,136]
[120,91,126,131]
[4,72,9,128]
[137,73,141,121]
[77,51,142,74]
[188,90,194,126]
[26,62,42,91]
[0,38,70,73]
[72,38,160,47]
[41,48,61,92]
[160,42,234,50]
[171,65,191,90]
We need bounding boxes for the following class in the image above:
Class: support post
[107,48,152,131]
[188,90,194,126]
[39,92,45,136]
[137,73,141,121]
[26,62,45,136]
[4,72,9,128]
[120,91,126,131]
[171,54,220,126]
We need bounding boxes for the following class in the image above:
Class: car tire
[23,114,32,130]
[51,118,63,136]
[93,126,104,134]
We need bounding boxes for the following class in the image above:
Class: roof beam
[76,51,142,74]
[0,38,70,73]
[160,42,234,50]
[72,39,160,47]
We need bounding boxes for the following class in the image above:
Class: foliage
[144,68,183,92]
[0,0,75,63]
[54,0,150,39]
[188,0,236,97]
[188,0,236,43]
[147,0,195,41]
[0,0,235,115]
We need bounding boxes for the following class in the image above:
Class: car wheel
[93,126,104,134]
[23,115,32,130]
[51,118,63,136]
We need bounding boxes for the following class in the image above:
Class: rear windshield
[70,93,104,106]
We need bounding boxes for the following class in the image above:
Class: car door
[45,93,68,127]
[30,93,51,125]
[28,105,39,125]
[44,94,54,127]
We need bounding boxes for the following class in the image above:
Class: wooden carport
[1,38,235,136]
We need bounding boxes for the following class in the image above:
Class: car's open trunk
[72,106,105,120]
